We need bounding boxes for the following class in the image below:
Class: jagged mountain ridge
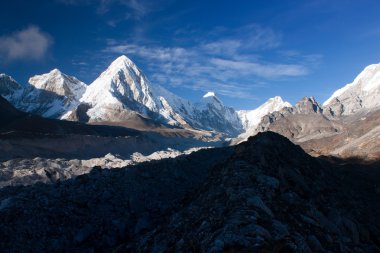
[231,63,380,159]
[232,95,380,159]
[2,57,380,141]
[0,55,243,136]
[0,70,87,119]
[233,96,327,144]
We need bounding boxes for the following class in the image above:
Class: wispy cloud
[209,58,308,78]
[100,24,320,99]
[0,26,53,63]
[277,50,323,65]
[57,0,150,20]
[97,0,148,17]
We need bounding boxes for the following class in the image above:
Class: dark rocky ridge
[0,132,378,252]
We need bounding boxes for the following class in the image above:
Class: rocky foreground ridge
[0,132,378,252]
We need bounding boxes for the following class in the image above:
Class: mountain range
[1,56,380,160]
[232,63,380,160]
[0,56,243,136]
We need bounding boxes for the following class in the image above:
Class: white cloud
[0,26,53,62]
[105,44,194,60]
[210,58,308,78]
[99,24,319,99]
[277,50,323,65]
[201,39,242,56]
[200,24,282,54]
[240,24,282,50]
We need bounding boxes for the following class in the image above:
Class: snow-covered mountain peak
[22,70,88,118]
[352,63,380,92]
[238,96,291,130]
[0,74,23,100]
[323,64,380,106]
[323,62,380,115]
[0,73,14,80]
[81,54,157,113]
[28,69,87,100]
[269,96,287,103]
[199,91,225,113]
[202,91,223,104]
[111,55,135,67]
[0,74,19,86]
[100,55,141,79]
[50,68,62,75]
[260,96,291,109]
[203,91,216,98]
[79,55,192,125]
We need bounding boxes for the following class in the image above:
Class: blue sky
[1,0,380,109]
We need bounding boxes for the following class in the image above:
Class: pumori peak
[79,55,195,127]
[80,54,157,111]
[106,55,137,72]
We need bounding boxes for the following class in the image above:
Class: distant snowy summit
[203,91,216,98]
[323,63,380,116]
[0,69,87,118]
[238,96,291,130]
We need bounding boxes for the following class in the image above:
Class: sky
[1,0,380,109]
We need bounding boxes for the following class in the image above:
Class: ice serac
[323,63,380,116]
[238,96,291,130]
